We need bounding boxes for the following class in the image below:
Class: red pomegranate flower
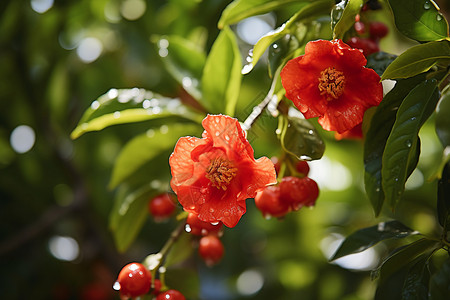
[169,114,277,227]
[281,39,383,133]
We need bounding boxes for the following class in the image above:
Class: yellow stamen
[206,158,237,190]
[318,67,345,101]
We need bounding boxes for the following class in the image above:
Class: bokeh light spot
[10,125,36,154]
[236,269,264,296]
[76,37,103,63]
[30,0,54,14]
[120,0,146,21]
[48,236,79,262]
[309,156,352,191]
[236,15,275,45]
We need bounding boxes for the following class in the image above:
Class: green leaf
[333,0,364,40]
[71,89,203,139]
[366,51,398,77]
[330,220,416,261]
[402,254,432,300]
[278,115,325,161]
[267,33,301,78]
[154,35,206,100]
[372,238,440,283]
[381,40,450,80]
[429,257,450,300]
[109,184,157,252]
[435,88,450,147]
[364,74,426,216]
[165,268,200,299]
[245,0,333,72]
[387,0,449,41]
[382,79,440,209]
[218,0,306,29]
[437,162,450,228]
[201,26,241,115]
[109,123,202,189]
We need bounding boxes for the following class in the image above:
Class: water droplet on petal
[209,208,215,213]
[113,282,121,291]
[185,224,192,233]
[211,222,219,225]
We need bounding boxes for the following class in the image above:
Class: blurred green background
[0,0,448,299]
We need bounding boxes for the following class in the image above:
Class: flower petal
[170,136,208,191]
[202,114,253,161]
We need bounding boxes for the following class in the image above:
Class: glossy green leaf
[429,257,450,300]
[381,40,450,80]
[109,123,202,189]
[382,79,439,209]
[201,26,241,115]
[402,254,432,300]
[372,238,439,283]
[154,35,206,100]
[387,0,449,41]
[437,162,450,228]
[165,268,200,299]
[278,115,325,161]
[333,0,364,39]
[218,0,306,28]
[435,88,450,147]
[71,89,203,139]
[364,74,426,216]
[330,221,416,261]
[366,51,398,77]
[109,184,157,252]
[267,33,301,78]
[245,0,333,72]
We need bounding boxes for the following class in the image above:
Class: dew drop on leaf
[405,140,412,148]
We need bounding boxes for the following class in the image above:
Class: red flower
[281,39,383,133]
[334,123,363,140]
[169,114,277,227]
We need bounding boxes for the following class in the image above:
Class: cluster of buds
[255,158,319,219]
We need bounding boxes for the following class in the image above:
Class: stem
[159,221,186,258]
[147,220,186,272]
[242,71,280,131]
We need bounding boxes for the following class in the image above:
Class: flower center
[318,67,345,101]
[206,158,238,190]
